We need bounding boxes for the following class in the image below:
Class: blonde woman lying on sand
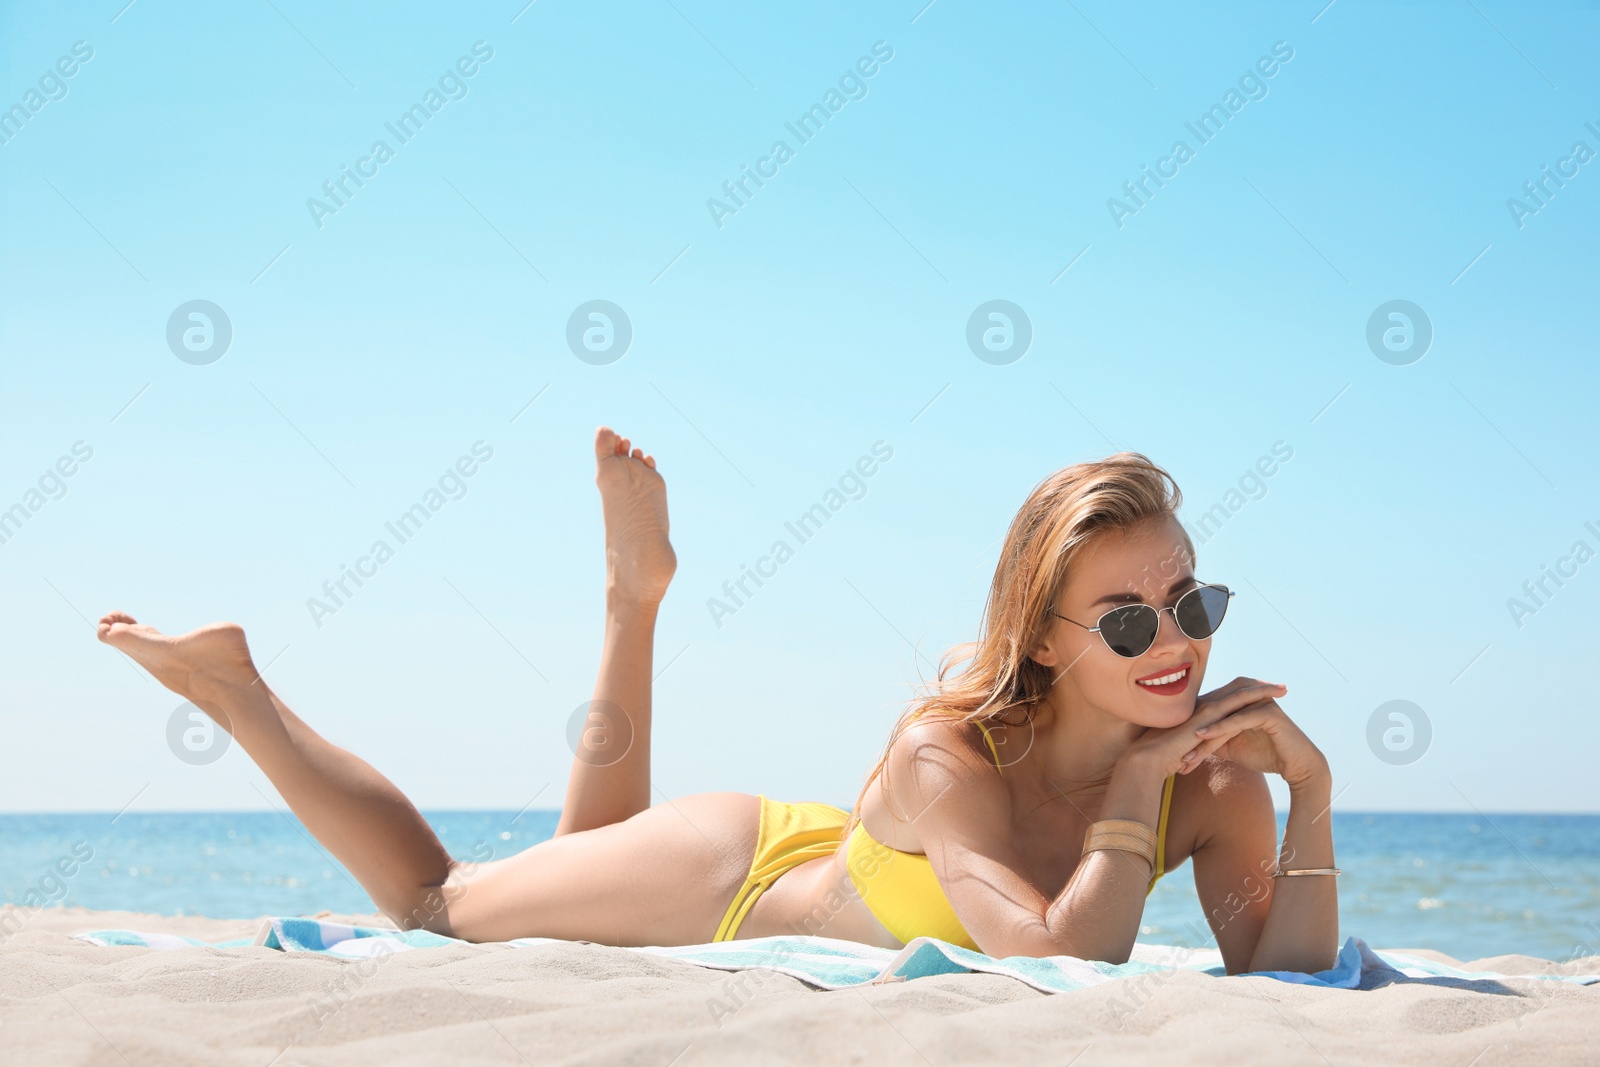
[97,427,1339,974]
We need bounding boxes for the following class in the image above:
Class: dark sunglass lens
[1175,585,1229,639]
[1099,605,1159,657]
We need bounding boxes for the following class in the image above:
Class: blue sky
[1,0,1596,814]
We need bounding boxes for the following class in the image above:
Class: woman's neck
[1024,688,1149,800]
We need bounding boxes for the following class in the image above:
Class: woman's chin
[1126,695,1198,728]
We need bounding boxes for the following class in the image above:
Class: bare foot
[594,426,677,608]
[96,611,260,705]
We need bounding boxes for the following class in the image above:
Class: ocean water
[2,810,1595,964]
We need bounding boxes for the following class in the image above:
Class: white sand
[3,905,1597,1066]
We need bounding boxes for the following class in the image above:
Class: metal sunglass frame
[1049,583,1235,658]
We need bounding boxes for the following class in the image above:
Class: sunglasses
[1050,583,1234,658]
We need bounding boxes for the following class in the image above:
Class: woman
[97,427,1339,974]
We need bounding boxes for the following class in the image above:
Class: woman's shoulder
[1168,756,1273,861]
[865,710,1011,847]
[888,710,1006,777]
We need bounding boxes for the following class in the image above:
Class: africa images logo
[306,41,495,229]
[1106,41,1294,229]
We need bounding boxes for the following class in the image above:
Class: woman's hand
[1120,677,1328,788]
[1182,677,1328,786]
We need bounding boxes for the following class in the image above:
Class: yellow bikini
[714,720,1177,951]
[712,799,851,942]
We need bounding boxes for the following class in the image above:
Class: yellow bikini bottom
[713,796,851,942]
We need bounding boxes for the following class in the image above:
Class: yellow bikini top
[844,716,1176,953]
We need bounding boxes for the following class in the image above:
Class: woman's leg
[95,427,697,937]
[440,791,760,945]
[555,426,677,837]
[96,612,759,944]
[96,614,457,928]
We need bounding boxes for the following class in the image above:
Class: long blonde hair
[843,451,1193,836]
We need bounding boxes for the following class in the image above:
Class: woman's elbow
[978,916,1062,960]
[986,924,1133,963]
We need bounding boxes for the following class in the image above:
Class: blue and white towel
[74,919,1600,995]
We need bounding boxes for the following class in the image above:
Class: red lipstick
[1134,661,1192,697]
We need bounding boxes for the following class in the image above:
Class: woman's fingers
[1194,703,1274,741]
[1180,704,1279,771]
[1192,683,1286,731]
[1135,678,1292,776]
[1144,695,1271,775]
[1198,679,1286,711]
[1200,676,1284,703]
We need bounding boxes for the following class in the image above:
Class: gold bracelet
[1081,819,1157,868]
[1271,867,1341,877]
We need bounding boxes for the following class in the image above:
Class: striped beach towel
[73,920,1600,995]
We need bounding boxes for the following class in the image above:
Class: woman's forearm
[1033,755,1167,963]
[1244,769,1340,974]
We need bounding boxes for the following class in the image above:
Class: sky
[1,0,1596,815]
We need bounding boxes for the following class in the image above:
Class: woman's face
[1033,517,1210,728]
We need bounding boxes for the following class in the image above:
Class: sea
[2,810,1595,964]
